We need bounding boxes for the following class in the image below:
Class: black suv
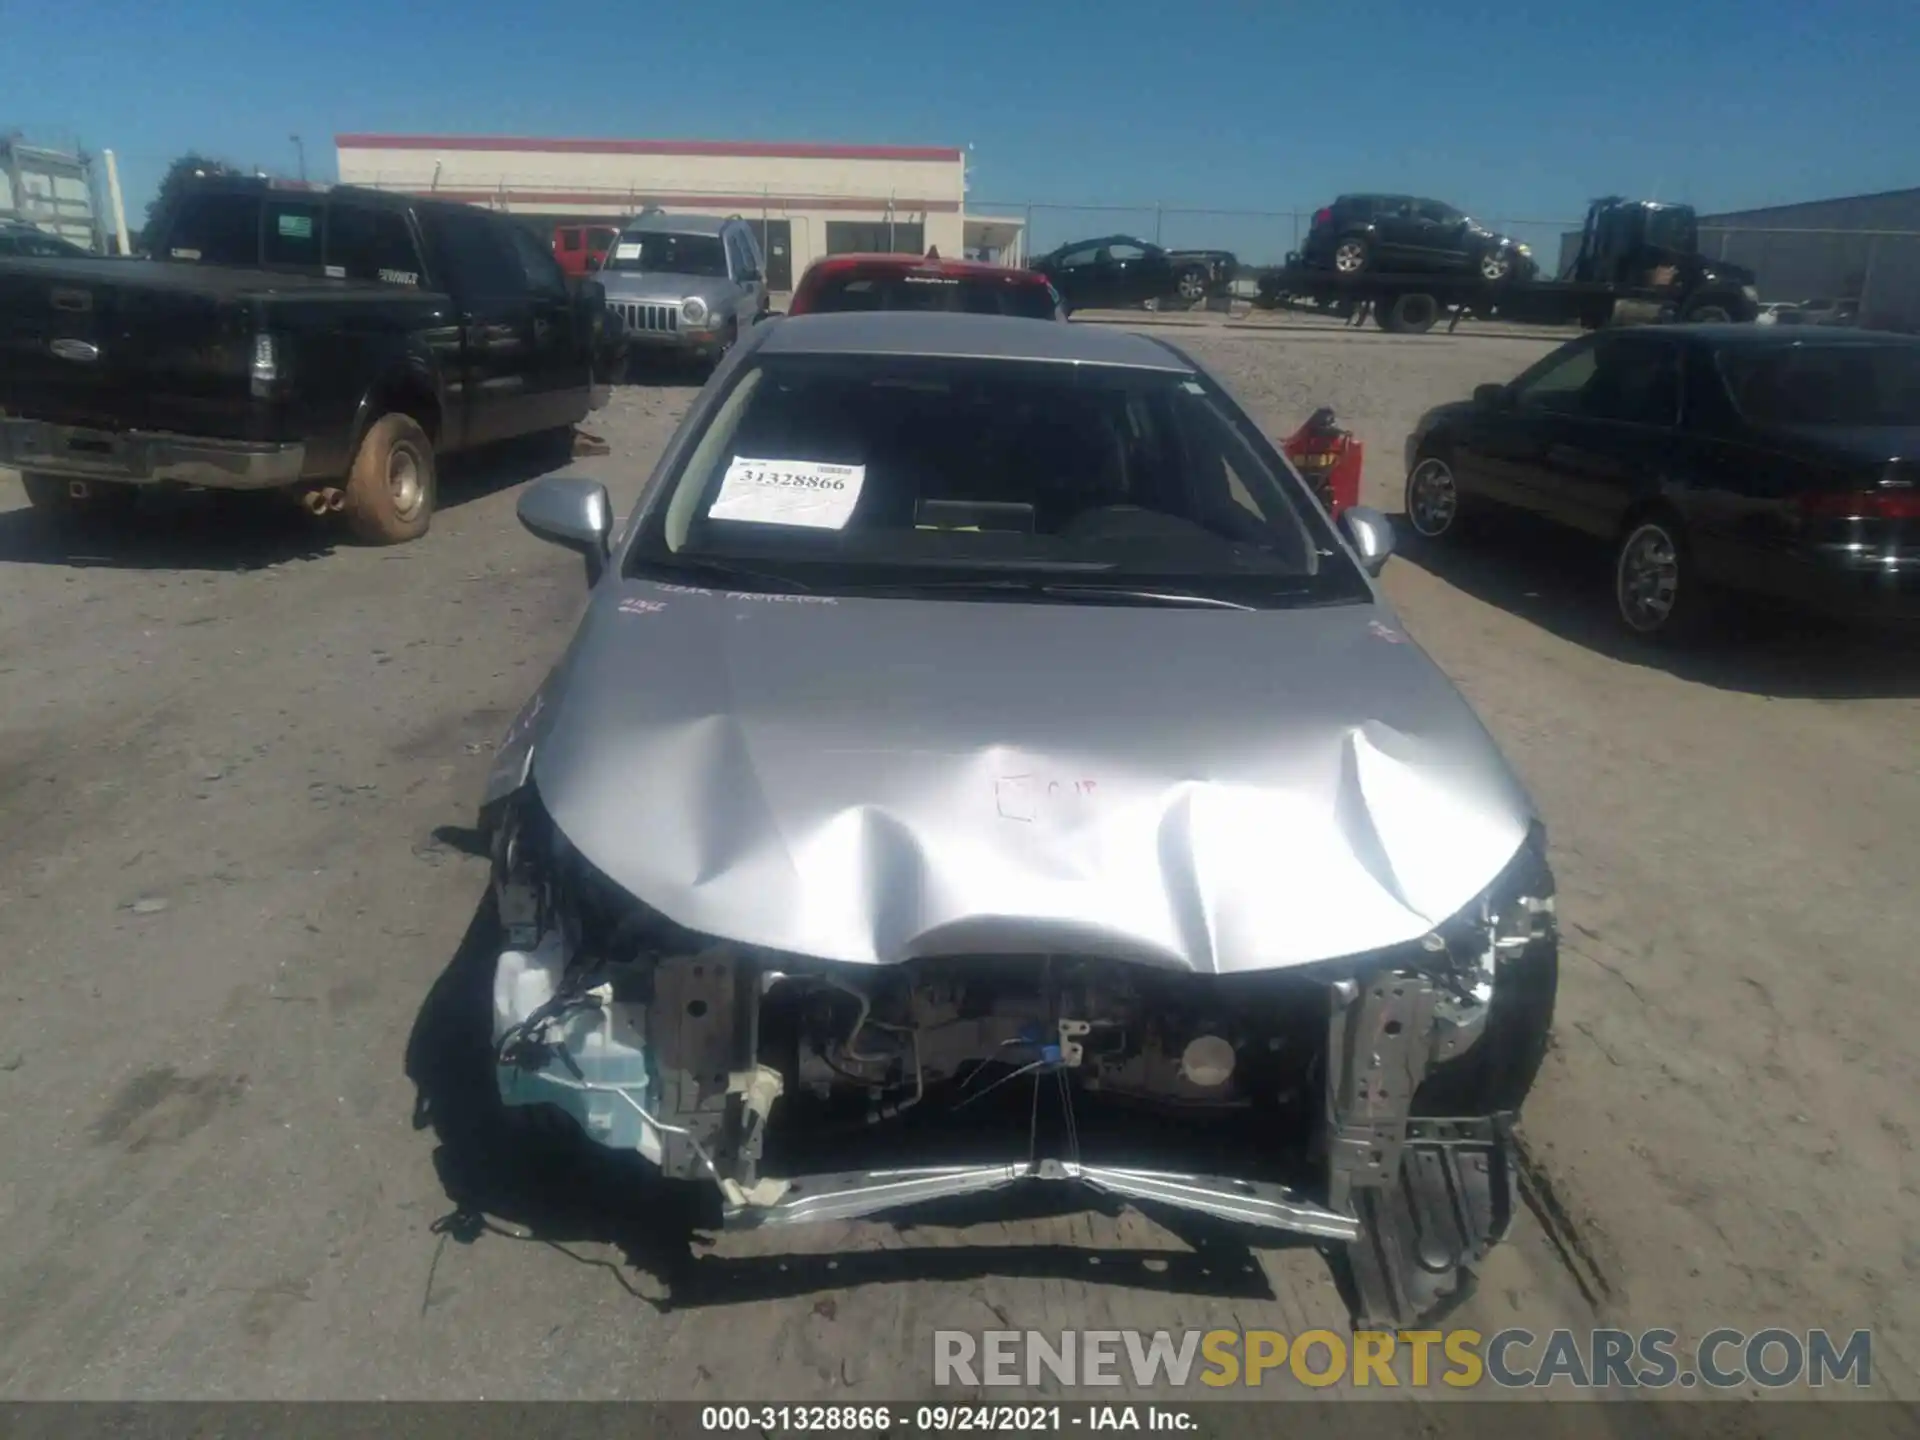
[1301,194,1535,282]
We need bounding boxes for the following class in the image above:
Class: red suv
[552,224,618,277]
[788,251,1064,319]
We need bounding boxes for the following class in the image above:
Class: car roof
[756,311,1193,370]
[801,252,1049,282]
[623,211,733,236]
[1051,235,1150,251]
[1621,323,1920,349]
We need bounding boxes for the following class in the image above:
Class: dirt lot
[0,320,1915,1409]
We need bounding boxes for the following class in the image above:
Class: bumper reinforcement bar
[721,1159,1360,1242]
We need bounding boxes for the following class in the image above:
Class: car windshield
[628,353,1367,608]
[603,231,728,277]
[804,270,1059,320]
[1717,344,1920,426]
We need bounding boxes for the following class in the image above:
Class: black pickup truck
[0,178,606,544]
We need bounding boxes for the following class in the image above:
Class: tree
[140,152,240,251]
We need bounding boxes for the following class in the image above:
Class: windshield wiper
[1035,583,1256,611]
[831,578,1263,610]
[639,557,814,593]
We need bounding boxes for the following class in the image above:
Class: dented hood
[495,579,1537,973]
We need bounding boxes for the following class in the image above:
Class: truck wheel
[1332,235,1372,275]
[1175,265,1209,303]
[1377,292,1439,334]
[1478,249,1514,282]
[342,413,436,546]
[21,472,139,526]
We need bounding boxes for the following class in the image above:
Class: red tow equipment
[1282,406,1363,519]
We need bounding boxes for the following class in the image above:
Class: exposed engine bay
[484,791,1559,1326]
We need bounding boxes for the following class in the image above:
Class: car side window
[1513,342,1600,414]
[428,208,530,298]
[326,203,423,285]
[559,230,581,252]
[1057,245,1099,267]
[503,223,568,298]
[1108,241,1147,260]
[726,230,754,280]
[263,200,324,269]
[1417,200,1460,225]
[160,191,261,264]
[1583,339,1682,426]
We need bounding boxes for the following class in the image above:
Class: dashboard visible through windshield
[628,354,1368,609]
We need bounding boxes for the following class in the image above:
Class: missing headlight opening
[484,791,1559,1329]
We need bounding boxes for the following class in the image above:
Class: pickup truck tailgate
[0,259,267,439]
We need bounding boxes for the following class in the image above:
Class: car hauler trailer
[1256,197,1760,334]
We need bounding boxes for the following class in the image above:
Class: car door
[1102,240,1158,305]
[1525,334,1685,536]
[1047,244,1102,309]
[1450,337,1599,515]
[1136,241,1178,302]
[1412,200,1473,271]
[502,221,590,431]
[418,205,540,447]
[1370,198,1424,269]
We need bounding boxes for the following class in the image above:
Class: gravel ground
[0,321,1915,1412]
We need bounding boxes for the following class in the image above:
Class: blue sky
[8,0,1917,263]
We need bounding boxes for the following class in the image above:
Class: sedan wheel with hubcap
[1615,519,1688,634]
[1405,456,1462,537]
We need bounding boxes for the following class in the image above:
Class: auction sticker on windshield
[613,242,642,259]
[708,457,866,530]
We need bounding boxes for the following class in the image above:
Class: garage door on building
[825,220,925,256]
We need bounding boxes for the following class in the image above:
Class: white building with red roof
[333,133,1025,291]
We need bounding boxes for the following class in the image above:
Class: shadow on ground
[404,897,1321,1314]
[1394,512,1920,701]
[0,431,577,574]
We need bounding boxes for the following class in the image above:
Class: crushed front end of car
[480,770,1557,1329]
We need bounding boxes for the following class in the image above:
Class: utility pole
[290,134,307,183]
[101,148,131,255]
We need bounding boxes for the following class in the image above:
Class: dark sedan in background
[1401,327,1920,638]
[1028,235,1177,312]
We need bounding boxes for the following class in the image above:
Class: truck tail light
[250,333,279,398]
[1312,208,1333,229]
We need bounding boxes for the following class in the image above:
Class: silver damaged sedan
[480,312,1559,1328]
